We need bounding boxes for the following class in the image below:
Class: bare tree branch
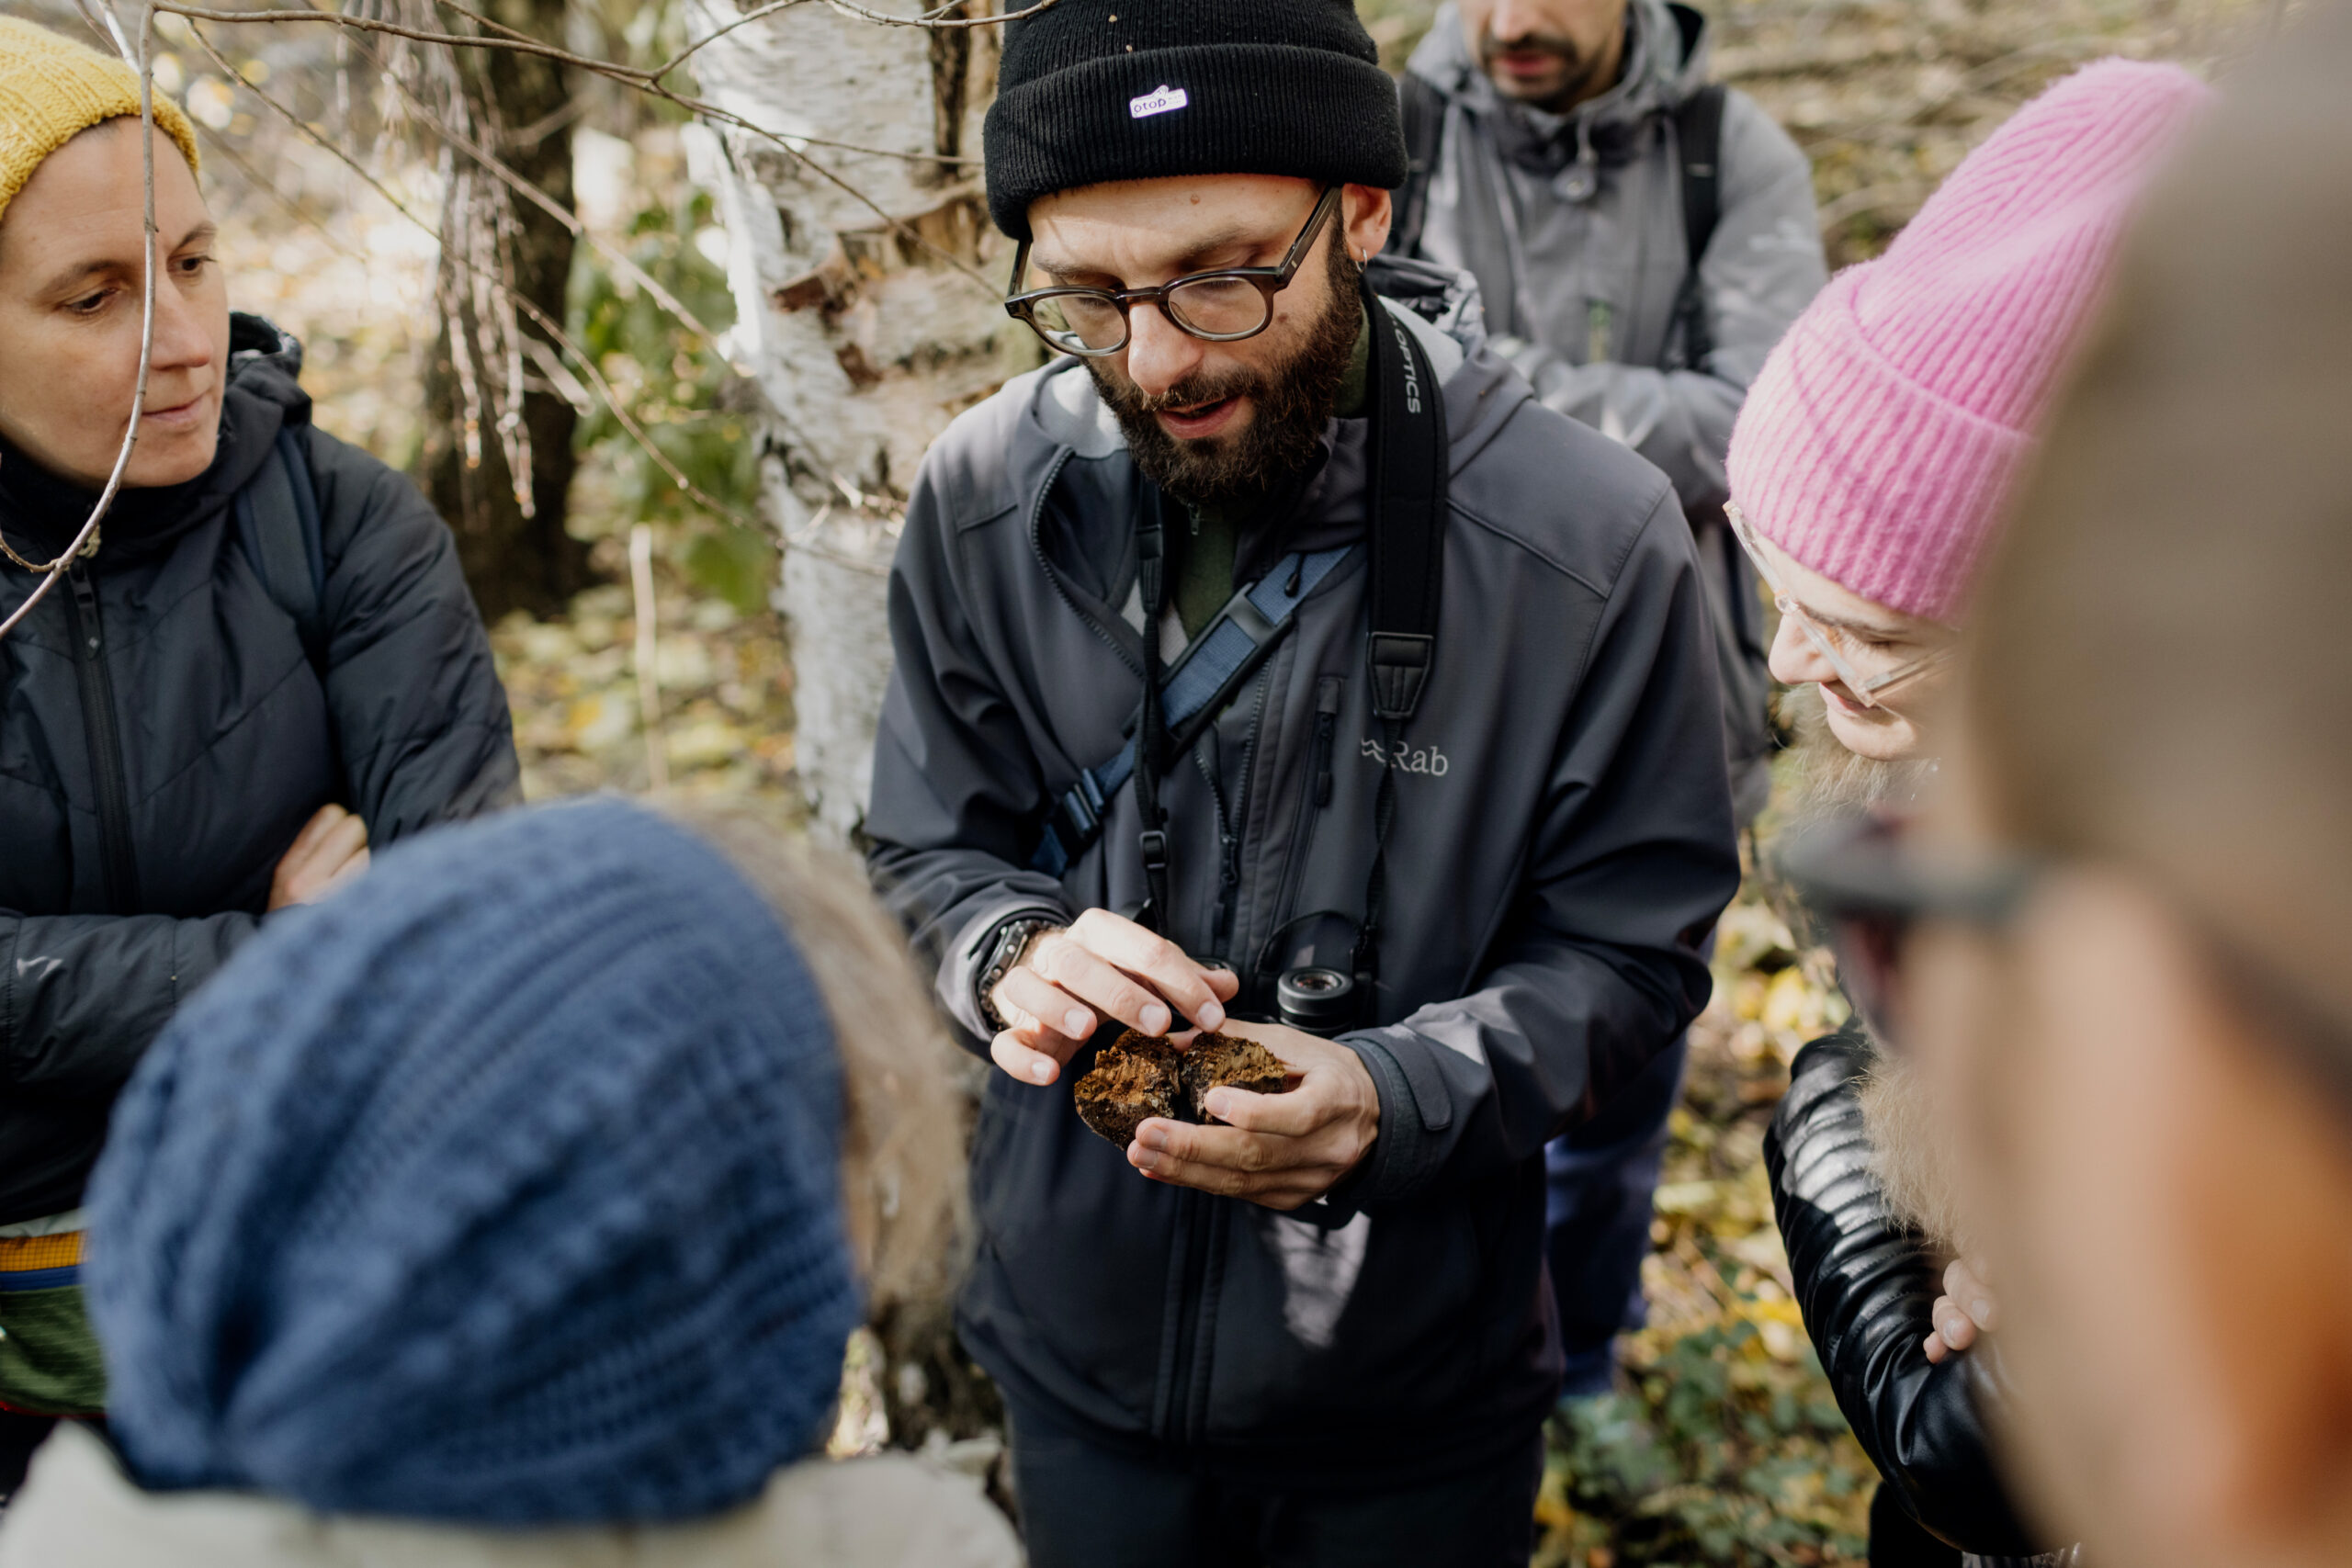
[650,0,1057,86]
[154,1,981,164]
[353,32,727,346]
[160,1,1001,287]
[189,22,890,576]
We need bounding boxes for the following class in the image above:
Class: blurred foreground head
[75,797,965,1525]
[1912,8,2352,1563]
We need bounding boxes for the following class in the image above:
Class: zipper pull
[71,569,101,654]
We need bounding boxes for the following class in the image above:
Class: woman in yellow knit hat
[0,18,519,1495]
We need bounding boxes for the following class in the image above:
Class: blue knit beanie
[84,796,861,1524]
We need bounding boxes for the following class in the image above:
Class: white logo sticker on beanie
[1129,85,1188,119]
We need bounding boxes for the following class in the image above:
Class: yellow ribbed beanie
[0,17,200,227]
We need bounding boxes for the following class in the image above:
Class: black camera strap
[1351,279,1449,1009]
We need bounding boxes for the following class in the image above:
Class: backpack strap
[1388,72,1446,258]
[233,426,329,678]
[1667,83,1728,370]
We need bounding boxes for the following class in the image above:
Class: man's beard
[1476,26,1613,109]
[1784,683,1938,822]
[1088,237,1363,508]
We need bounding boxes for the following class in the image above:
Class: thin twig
[190,118,367,260]
[161,3,1000,285]
[355,34,725,345]
[1,0,162,643]
[650,0,1058,85]
[629,522,670,791]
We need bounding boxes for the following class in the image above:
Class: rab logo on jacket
[1129,85,1188,119]
[1362,737,1449,776]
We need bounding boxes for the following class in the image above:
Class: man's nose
[1768,611,1836,691]
[1488,0,1546,41]
[1122,300,1206,401]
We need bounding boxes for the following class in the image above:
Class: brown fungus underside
[1073,1030,1294,1146]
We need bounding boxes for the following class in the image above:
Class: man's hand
[1923,1257,1998,1364]
[987,908,1240,1087]
[268,804,370,911]
[1127,1020,1380,1211]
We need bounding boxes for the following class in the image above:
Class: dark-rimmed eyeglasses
[1777,812,2036,1052]
[1004,186,1344,358]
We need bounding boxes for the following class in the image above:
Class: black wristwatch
[978,916,1063,1032]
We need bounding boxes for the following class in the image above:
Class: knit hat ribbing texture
[0,17,199,228]
[983,0,1407,240]
[85,797,861,1525]
[1725,60,2211,623]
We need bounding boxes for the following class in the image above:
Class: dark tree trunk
[420,0,590,623]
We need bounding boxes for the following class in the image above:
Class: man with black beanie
[866,4,1738,1562]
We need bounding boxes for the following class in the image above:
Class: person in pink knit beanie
[1746,58,2211,1568]
[1727,58,2211,768]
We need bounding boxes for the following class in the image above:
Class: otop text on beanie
[983,0,1408,241]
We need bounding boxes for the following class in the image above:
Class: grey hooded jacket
[1404,3,1826,816]
[865,267,1739,1476]
[1403,0,1826,518]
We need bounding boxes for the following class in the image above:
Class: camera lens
[1276,966,1356,1036]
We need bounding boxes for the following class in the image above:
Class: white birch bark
[684,2,1023,842]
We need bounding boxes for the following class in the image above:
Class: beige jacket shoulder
[0,1423,1023,1568]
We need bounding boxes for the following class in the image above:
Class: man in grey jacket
[1394,0,1828,1399]
[865,3,1737,1562]
[1398,1,1825,612]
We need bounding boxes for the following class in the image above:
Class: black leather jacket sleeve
[1764,1032,2046,1555]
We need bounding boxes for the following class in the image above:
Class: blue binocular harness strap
[1030,284,1450,1011]
[1029,540,1358,880]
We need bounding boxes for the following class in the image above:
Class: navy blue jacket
[0,317,518,1223]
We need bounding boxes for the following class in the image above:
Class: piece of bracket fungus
[1179,1033,1292,1122]
[1073,1029,1295,1146]
[1073,1031,1184,1145]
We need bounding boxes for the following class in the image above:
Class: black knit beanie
[983,0,1408,241]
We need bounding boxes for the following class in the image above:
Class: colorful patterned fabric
[0,1232,104,1415]
[0,1232,82,1292]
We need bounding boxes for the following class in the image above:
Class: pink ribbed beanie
[1726,60,2211,623]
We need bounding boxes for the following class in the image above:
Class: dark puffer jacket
[1764,1032,2044,1556]
[0,315,519,1224]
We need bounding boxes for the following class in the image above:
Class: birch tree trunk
[684,1,1025,845]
